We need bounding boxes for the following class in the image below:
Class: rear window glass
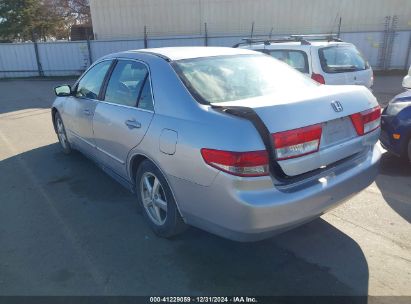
[319,45,369,73]
[173,54,317,104]
[266,50,309,73]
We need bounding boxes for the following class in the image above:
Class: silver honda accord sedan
[52,47,381,241]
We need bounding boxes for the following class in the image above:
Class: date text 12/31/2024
[149,297,258,303]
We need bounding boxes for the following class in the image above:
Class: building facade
[90,0,411,39]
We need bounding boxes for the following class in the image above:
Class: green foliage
[0,0,90,41]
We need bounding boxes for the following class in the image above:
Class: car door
[63,60,113,156]
[93,59,155,179]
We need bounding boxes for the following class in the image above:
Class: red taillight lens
[272,124,322,160]
[201,149,269,177]
[349,106,381,135]
[311,73,325,84]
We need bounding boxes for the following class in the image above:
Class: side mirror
[54,85,72,97]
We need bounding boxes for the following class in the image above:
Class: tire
[54,112,72,154]
[135,159,187,238]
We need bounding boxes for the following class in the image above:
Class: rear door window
[265,50,309,73]
[318,45,369,73]
[137,78,154,111]
[104,60,148,107]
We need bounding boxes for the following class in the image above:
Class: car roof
[126,46,259,61]
[239,41,351,49]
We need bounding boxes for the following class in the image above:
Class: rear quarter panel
[125,55,268,187]
[128,108,267,187]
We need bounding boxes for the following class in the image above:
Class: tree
[0,0,91,42]
[66,0,91,24]
[51,0,91,39]
[51,0,91,25]
[0,0,30,41]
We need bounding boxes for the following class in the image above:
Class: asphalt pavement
[0,75,410,296]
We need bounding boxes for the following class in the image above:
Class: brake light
[272,124,322,160]
[311,73,325,84]
[349,106,381,135]
[201,149,269,177]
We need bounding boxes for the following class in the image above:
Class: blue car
[380,90,411,162]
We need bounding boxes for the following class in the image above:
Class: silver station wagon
[52,47,381,241]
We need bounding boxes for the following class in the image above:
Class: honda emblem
[331,101,343,112]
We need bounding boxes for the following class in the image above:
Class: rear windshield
[173,54,316,104]
[265,50,309,74]
[319,45,369,73]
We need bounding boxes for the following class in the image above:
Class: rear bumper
[169,144,381,241]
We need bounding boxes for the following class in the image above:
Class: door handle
[125,119,141,129]
[83,109,91,115]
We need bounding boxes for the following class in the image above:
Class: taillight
[201,149,269,177]
[349,106,381,135]
[311,73,325,84]
[272,124,322,160]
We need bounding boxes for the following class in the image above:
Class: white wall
[90,0,411,39]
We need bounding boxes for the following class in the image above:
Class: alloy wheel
[56,117,68,149]
[140,172,168,225]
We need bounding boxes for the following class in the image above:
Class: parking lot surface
[0,75,410,296]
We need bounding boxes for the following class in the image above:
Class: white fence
[1,31,411,78]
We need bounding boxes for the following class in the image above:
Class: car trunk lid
[212,85,379,176]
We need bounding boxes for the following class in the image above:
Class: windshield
[173,54,317,104]
[319,45,369,73]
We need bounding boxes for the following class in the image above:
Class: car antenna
[337,17,342,38]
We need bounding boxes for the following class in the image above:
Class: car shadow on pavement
[0,143,369,297]
[174,221,369,296]
[375,152,411,223]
